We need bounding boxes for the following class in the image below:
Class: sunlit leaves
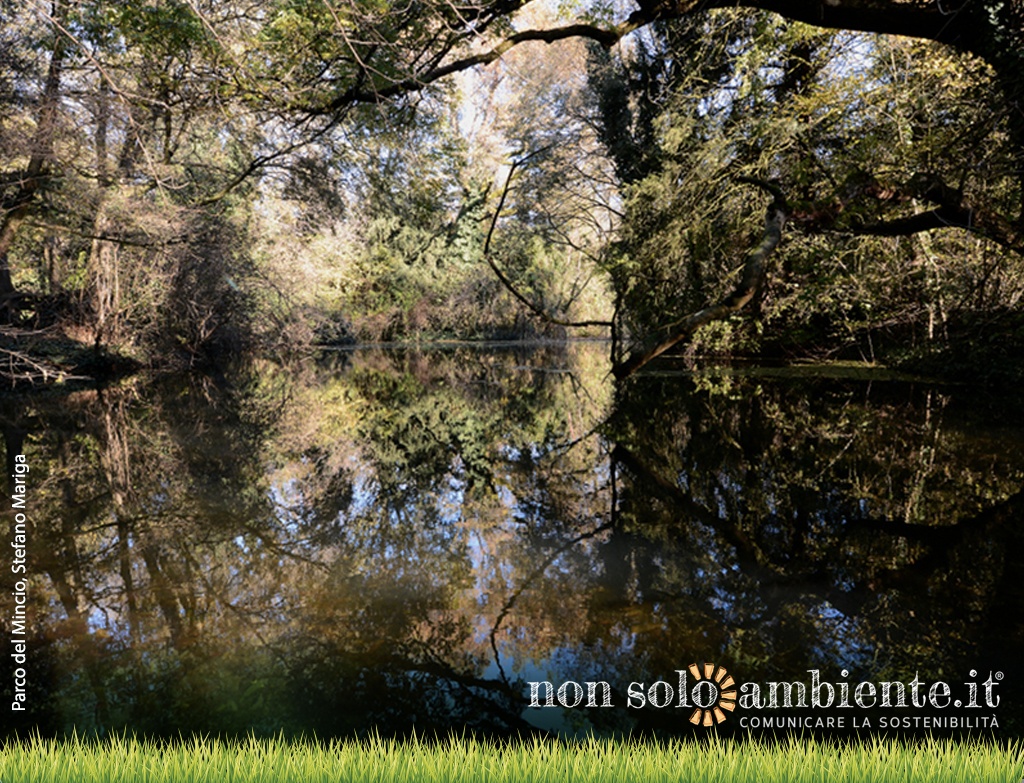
[598,8,1022,363]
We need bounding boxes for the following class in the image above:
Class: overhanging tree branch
[848,206,1023,254]
[803,171,1024,254]
[203,0,1022,233]
[612,179,787,379]
[316,20,647,112]
[483,152,614,330]
[301,0,1015,116]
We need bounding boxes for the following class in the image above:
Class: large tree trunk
[0,212,26,301]
[0,3,69,317]
[688,0,1020,64]
[89,78,120,351]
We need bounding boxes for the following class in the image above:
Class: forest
[4,0,1024,746]
[1,0,1022,384]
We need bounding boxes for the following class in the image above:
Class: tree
[71,0,1018,252]
[268,0,1023,234]
[0,0,69,310]
[591,8,1023,375]
[3,0,1022,378]
[154,0,1024,374]
[0,0,291,366]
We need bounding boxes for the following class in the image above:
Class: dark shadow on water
[1,344,1022,740]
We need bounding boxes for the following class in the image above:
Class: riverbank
[6,315,1024,391]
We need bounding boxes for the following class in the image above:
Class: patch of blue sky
[437,474,465,526]
[809,599,874,672]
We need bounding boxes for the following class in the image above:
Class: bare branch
[0,346,88,387]
[483,154,614,330]
[315,19,648,113]
[612,180,788,379]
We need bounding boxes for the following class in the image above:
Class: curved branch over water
[612,179,787,379]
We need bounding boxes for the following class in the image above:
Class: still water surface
[2,342,1023,737]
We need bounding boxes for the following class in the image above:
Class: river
[2,341,1022,737]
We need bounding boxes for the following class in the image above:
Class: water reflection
[2,344,1022,738]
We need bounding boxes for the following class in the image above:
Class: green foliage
[596,10,1024,367]
[259,72,611,343]
[1,0,1021,376]
[113,1,211,55]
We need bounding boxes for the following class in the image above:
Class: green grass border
[0,734,1021,782]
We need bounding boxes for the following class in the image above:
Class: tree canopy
[1,0,1022,381]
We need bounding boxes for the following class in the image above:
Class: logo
[527,665,1002,732]
[686,662,737,726]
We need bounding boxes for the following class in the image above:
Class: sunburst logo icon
[687,662,737,726]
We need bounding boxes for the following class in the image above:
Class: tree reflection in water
[1,344,1022,738]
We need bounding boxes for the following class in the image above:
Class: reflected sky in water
[2,343,1023,738]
